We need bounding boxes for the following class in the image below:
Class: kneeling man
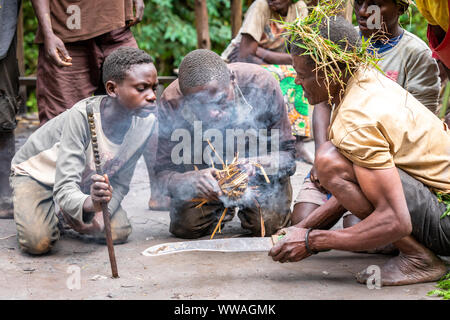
[154,49,296,239]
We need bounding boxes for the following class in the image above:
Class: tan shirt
[35,0,134,43]
[329,67,450,193]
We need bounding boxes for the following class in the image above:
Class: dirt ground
[0,122,448,300]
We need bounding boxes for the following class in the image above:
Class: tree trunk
[344,0,354,23]
[194,0,211,49]
[231,0,242,39]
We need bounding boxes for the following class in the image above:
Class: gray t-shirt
[374,29,441,113]
[0,0,20,60]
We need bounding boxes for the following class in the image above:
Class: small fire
[191,140,270,239]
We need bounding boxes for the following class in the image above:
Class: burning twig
[190,140,271,239]
[210,207,228,239]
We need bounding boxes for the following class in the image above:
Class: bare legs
[313,142,447,286]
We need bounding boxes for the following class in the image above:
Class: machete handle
[271,233,286,245]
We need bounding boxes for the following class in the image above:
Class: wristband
[305,228,319,255]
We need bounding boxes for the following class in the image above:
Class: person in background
[416,0,450,126]
[221,0,314,164]
[0,0,21,219]
[30,0,168,212]
[31,0,144,124]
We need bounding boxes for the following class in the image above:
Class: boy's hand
[62,210,105,235]
[90,174,113,211]
[43,34,72,67]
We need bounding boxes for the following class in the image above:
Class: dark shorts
[399,169,450,256]
[36,27,137,124]
[295,168,450,255]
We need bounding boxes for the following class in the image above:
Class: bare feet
[356,250,448,286]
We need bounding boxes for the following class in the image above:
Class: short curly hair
[178,49,231,94]
[102,47,154,85]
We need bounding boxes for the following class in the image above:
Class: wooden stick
[195,200,208,208]
[253,198,265,237]
[253,163,270,184]
[210,207,228,239]
[87,110,119,279]
[207,139,225,167]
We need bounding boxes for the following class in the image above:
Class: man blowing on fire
[154,49,296,239]
[10,47,158,255]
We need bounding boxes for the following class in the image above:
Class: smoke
[152,76,296,210]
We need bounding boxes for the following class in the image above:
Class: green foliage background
[21,1,429,109]
[21,0,245,76]
[22,1,429,76]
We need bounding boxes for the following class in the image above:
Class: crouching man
[11,47,158,255]
[269,16,450,286]
[154,49,296,239]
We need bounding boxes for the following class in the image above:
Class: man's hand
[90,174,113,211]
[128,0,145,26]
[171,168,222,201]
[43,33,72,67]
[268,226,312,263]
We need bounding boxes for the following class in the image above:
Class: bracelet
[305,228,319,255]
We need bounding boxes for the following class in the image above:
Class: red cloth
[427,0,450,68]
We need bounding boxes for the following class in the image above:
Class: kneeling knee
[169,223,207,239]
[18,232,58,255]
[111,225,132,244]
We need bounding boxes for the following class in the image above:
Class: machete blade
[142,237,275,257]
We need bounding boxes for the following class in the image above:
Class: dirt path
[0,129,446,300]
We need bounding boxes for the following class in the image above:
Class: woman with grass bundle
[269,3,450,286]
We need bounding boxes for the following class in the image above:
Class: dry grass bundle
[280,0,382,103]
[192,140,270,239]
